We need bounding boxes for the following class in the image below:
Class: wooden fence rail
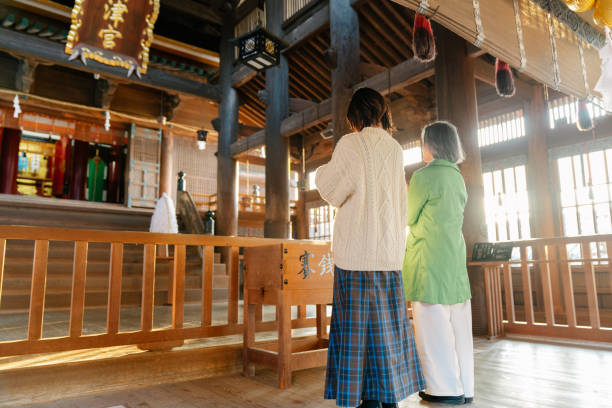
[0,225,328,357]
[470,233,612,342]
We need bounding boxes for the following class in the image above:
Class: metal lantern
[236,25,285,71]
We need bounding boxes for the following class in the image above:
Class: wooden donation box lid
[244,241,334,306]
[243,241,333,389]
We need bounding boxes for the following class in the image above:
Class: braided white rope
[417,0,429,15]
[513,0,527,71]
[547,13,561,90]
[473,0,485,47]
[578,39,590,98]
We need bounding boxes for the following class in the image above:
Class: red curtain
[0,128,21,195]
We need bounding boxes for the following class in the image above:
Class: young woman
[402,121,474,405]
[317,87,425,408]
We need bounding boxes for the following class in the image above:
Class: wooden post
[434,26,487,335]
[525,86,564,314]
[330,0,360,143]
[216,12,239,238]
[159,129,175,198]
[265,0,291,238]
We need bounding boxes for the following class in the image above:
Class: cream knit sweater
[315,127,407,271]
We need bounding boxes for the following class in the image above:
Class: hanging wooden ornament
[565,0,596,12]
[413,13,436,62]
[495,59,515,97]
[577,99,594,131]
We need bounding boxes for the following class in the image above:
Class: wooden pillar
[159,130,174,198]
[434,26,487,335]
[525,85,563,314]
[434,26,486,253]
[264,0,290,238]
[216,12,239,237]
[330,0,360,143]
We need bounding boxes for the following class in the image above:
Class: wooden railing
[192,193,297,215]
[470,234,612,342]
[0,225,326,357]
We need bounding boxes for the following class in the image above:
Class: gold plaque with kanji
[65,0,159,76]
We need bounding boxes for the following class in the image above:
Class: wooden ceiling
[236,0,418,134]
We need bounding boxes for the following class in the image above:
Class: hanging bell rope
[495,59,516,97]
[577,98,594,131]
[413,13,436,62]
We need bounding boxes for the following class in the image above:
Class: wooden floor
[18,337,612,408]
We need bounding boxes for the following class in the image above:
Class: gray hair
[421,121,465,164]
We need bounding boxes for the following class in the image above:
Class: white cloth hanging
[150,192,179,234]
[595,28,612,111]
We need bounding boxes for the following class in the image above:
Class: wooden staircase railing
[0,225,324,357]
[470,234,612,342]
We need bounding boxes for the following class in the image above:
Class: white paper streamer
[105,111,111,131]
[12,94,21,118]
[513,0,526,71]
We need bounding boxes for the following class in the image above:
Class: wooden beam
[231,58,435,156]
[161,0,222,25]
[0,27,221,100]
[283,3,330,51]
[7,0,221,66]
[15,58,38,93]
[232,65,257,87]
[257,90,318,113]
[93,78,119,110]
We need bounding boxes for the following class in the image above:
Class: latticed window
[548,96,607,129]
[403,139,422,166]
[483,163,531,242]
[478,110,526,147]
[556,147,612,263]
[308,204,336,241]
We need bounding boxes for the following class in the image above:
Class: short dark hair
[421,121,465,164]
[346,87,392,132]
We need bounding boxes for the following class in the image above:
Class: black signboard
[471,242,515,262]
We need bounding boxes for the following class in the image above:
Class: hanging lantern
[197,130,207,150]
[413,13,436,62]
[235,25,286,71]
[495,59,516,97]
[577,99,594,131]
[565,0,596,12]
[593,0,612,27]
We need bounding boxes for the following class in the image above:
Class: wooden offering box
[243,241,333,388]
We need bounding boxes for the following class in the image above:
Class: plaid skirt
[324,267,426,407]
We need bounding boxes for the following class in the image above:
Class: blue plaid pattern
[324,267,426,407]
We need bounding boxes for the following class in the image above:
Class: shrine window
[403,139,422,166]
[482,161,531,243]
[478,109,526,147]
[548,96,607,130]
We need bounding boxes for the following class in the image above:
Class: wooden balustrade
[0,225,326,357]
[470,234,612,342]
[192,193,297,215]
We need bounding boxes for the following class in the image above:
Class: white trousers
[412,300,474,398]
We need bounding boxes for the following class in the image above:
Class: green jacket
[402,159,471,304]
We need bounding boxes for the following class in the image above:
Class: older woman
[403,121,474,405]
[317,87,425,408]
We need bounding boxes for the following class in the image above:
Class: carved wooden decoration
[65,0,160,77]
